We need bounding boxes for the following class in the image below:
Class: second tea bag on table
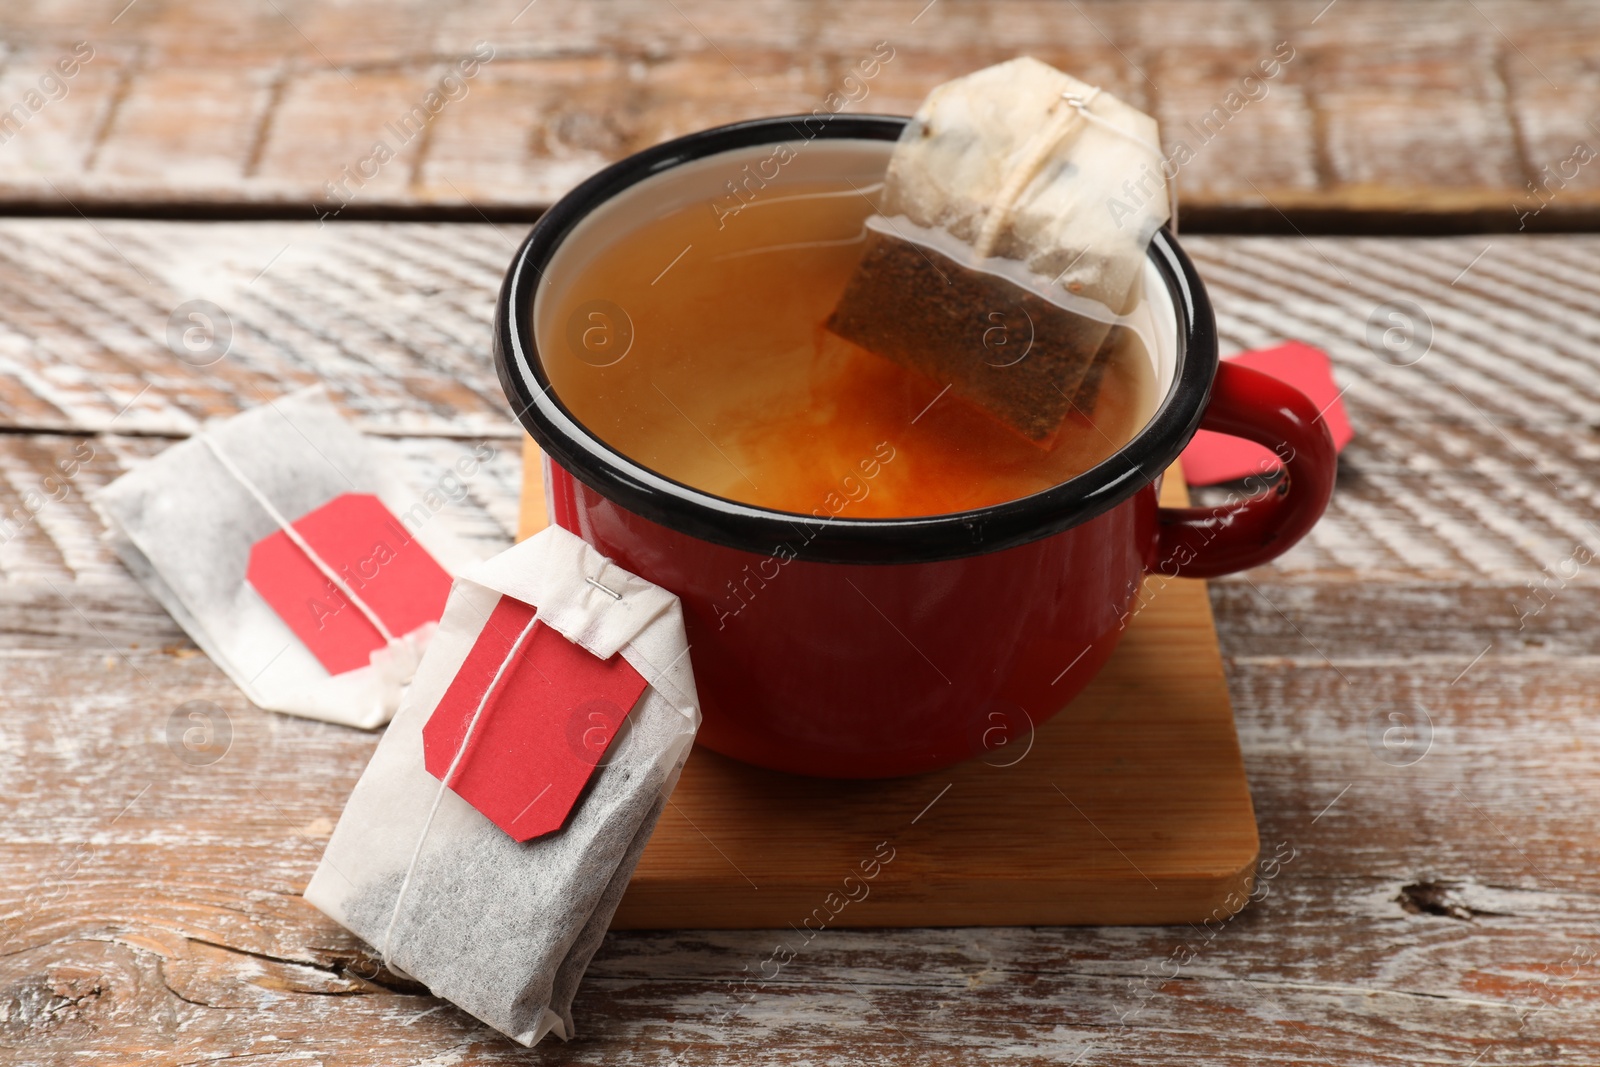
[307,525,701,1046]
[829,57,1170,444]
[95,387,479,728]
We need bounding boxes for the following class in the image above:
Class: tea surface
[542,179,1157,518]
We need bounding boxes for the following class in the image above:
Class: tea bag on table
[95,387,478,728]
[306,524,700,1047]
[829,57,1171,444]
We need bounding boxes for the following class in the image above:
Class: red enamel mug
[495,115,1336,779]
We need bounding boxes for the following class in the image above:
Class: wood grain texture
[0,220,520,438]
[2,224,1599,1063]
[2,1,1599,228]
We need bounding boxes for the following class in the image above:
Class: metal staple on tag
[585,576,622,600]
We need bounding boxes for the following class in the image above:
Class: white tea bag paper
[882,55,1170,311]
[306,525,701,1046]
[94,387,479,728]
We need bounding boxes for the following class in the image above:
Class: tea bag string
[200,435,397,644]
[1059,87,1180,238]
[1067,88,1165,158]
[380,611,540,969]
[974,86,1175,259]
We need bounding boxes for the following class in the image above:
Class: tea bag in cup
[306,524,700,1046]
[94,387,480,728]
[828,57,1171,445]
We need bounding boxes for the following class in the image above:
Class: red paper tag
[1179,342,1354,487]
[246,493,453,675]
[421,594,650,842]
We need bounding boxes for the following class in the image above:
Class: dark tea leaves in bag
[829,222,1128,444]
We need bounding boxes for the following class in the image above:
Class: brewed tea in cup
[542,175,1160,519]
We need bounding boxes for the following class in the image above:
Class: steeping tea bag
[95,387,480,728]
[829,57,1171,443]
[306,524,700,1047]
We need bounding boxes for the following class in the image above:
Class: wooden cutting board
[519,439,1259,927]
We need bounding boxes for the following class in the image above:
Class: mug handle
[1156,361,1338,579]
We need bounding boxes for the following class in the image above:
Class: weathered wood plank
[2,426,1594,661]
[2,1,1599,227]
[0,220,518,438]
[5,222,1600,587]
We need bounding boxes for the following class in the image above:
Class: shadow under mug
[495,114,1337,779]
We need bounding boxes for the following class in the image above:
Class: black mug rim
[494,113,1219,565]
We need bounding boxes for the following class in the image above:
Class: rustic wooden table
[3,3,1598,1065]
